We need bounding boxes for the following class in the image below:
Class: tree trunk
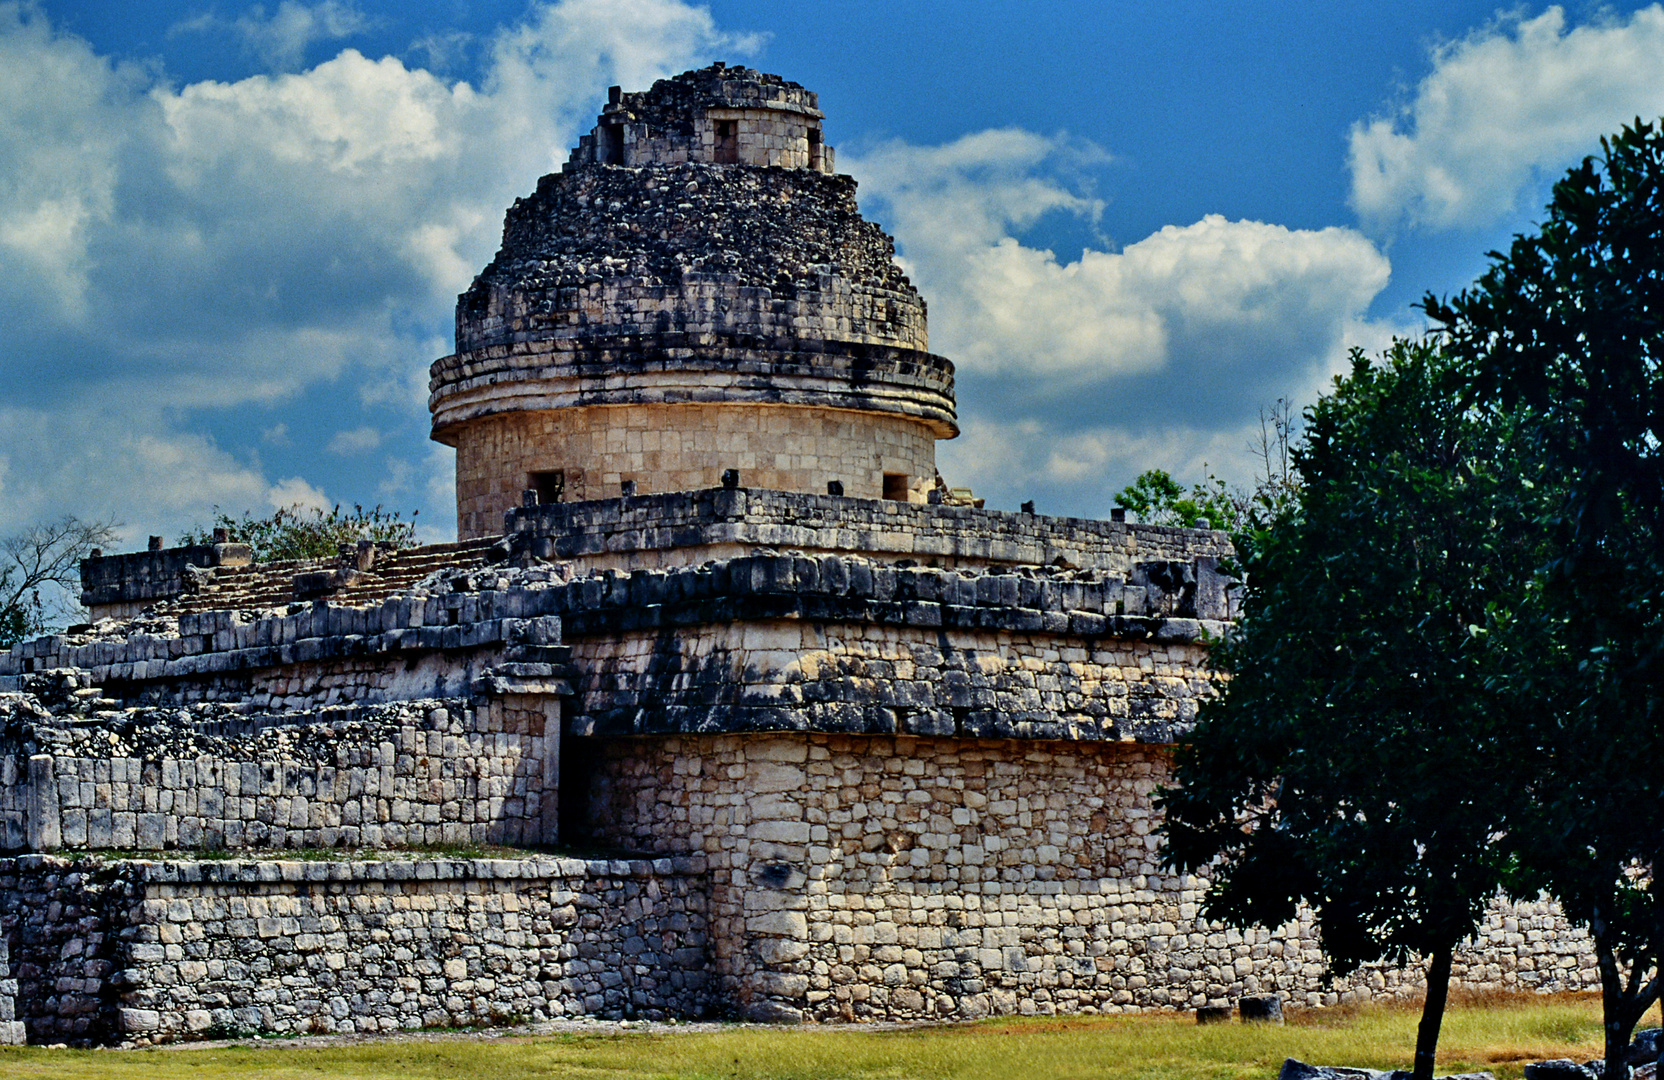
[1592,908,1631,1080]
[1415,943,1455,1080]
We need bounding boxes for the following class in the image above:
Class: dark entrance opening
[602,124,625,164]
[558,728,601,847]
[529,469,565,505]
[714,119,738,164]
[883,472,909,501]
[807,126,822,171]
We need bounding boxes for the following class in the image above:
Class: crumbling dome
[430,64,958,539]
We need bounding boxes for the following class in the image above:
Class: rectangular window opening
[714,119,738,164]
[883,473,909,502]
[530,469,566,505]
[602,124,625,165]
[808,126,823,171]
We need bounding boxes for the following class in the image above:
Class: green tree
[1425,117,1664,1080]
[182,503,417,564]
[0,516,121,646]
[1160,341,1548,1080]
[1114,400,1301,541]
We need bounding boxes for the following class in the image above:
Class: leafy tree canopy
[182,503,417,564]
[1160,340,1549,1080]
[1426,116,1664,1080]
[1114,400,1301,546]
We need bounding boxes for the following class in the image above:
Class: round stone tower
[431,64,959,540]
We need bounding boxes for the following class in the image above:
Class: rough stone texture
[504,488,1234,573]
[0,854,707,1045]
[567,620,1214,745]
[579,733,1600,1023]
[566,64,833,172]
[0,64,1606,1045]
[433,66,952,536]
[81,542,252,621]
[0,699,556,853]
[455,164,918,354]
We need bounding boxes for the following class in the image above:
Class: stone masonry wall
[1,603,568,709]
[454,403,938,538]
[6,698,557,854]
[580,732,1599,1023]
[566,66,831,172]
[1,854,709,1044]
[566,619,1215,745]
[507,490,1234,573]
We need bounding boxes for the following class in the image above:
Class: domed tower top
[567,63,834,172]
[431,66,957,539]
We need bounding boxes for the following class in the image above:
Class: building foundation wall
[1,854,709,1045]
[579,732,1600,1023]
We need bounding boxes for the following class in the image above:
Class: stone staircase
[165,537,503,614]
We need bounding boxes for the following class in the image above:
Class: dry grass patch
[0,995,1635,1080]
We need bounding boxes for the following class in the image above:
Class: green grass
[0,994,1639,1080]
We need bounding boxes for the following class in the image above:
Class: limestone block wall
[1,854,709,1045]
[80,542,252,622]
[566,618,1215,745]
[454,404,939,537]
[565,65,832,172]
[1,602,569,710]
[506,490,1234,574]
[7,698,557,853]
[579,733,1600,1023]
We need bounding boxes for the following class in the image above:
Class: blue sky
[6,0,1664,547]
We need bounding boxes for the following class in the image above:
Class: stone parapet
[81,542,253,621]
[506,487,1233,573]
[1,603,564,693]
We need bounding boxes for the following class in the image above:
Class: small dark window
[714,119,738,164]
[883,473,909,501]
[602,124,624,165]
[530,469,565,504]
[808,126,823,171]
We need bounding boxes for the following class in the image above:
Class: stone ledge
[4,852,707,882]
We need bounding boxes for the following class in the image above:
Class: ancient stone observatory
[0,66,1598,1046]
[430,64,956,539]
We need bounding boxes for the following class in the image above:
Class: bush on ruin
[183,503,417,563]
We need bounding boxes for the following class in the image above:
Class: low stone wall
[0,605,567,710]
[505,488,1233,572]
[579,732,1599,1022]
[80,542,252,621]
[1,854,709,1045]
[5,698,557,853]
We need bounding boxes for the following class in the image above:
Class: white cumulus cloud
[848,131,1397,511]
[0,0,753,544]
[1350,5,1664,232]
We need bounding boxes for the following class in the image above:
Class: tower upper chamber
[430,64,958,540]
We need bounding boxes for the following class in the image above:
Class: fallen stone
[1524,1062,1596,1080]
[1281,1060,1496,1080]
[1241,994,1284,1024]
